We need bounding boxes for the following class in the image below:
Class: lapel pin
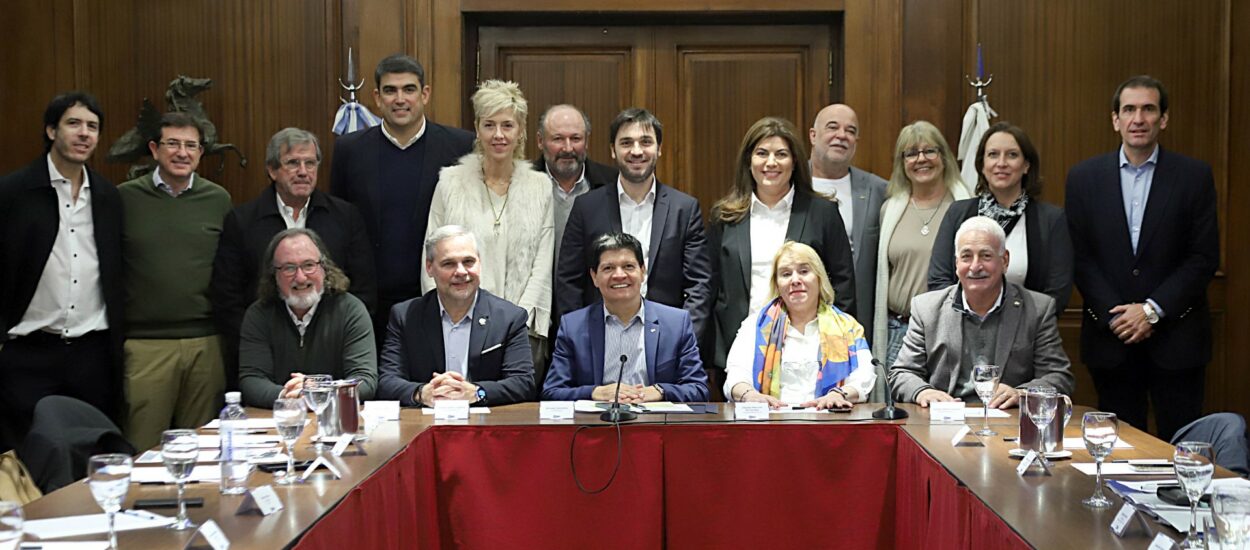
[650,328,657,333]
[478,317,487,326]
[1013,300,1021,307]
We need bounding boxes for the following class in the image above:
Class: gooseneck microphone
[871,358,909,420]
[601,354,638,422]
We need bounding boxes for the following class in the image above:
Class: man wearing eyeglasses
[117,112,232,449]
[237,228,377,408]
[212,128,376,392]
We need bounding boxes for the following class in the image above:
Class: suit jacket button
[1132,269,1140,276]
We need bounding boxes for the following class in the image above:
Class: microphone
[871,358,909,420]
[601,354,638,422]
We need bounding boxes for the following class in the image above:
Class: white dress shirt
[9,155,109,338]
[1003,216,1029,288]
[812,174,854,242]
[153,167,195,197]
[276,193,310,229]
[381,117,427,150]
[747,187,794,317]
[618,178,656,295]
[723,314,876,404]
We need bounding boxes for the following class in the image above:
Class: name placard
[950,425,972,446]
[539,401,575,420]
[434,400,470,421]
[1016,450,1039,475]
[734,402,769,421]
[236,485,283,516]
[930,402,966,424]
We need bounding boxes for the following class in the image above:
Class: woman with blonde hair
[873,121,971,380]
[724,241,874,409]
[423,80,553,375]
[707,117,854,389]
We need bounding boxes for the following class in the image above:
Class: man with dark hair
[376,225,536,406]
[118,112,233,449]
[543,232,708,402]
[330,53,474,343]
[1065,75,1219,440]
[212,128,375,391]
[0,91,124,450]
[555,108,713,341]
[238,228,377,408]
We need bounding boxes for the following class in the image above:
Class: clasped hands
[1109,303,1153,344]
[591,383,662,404]
[418,371,481,404]
[917,383,1020,409]
[739,389,853,410]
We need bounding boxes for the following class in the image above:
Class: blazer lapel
[607,184,624,232]
[727,218,752,296]
[1135,148,1175,258]
[937,289,964,395]
[993,284,1025,368]
[785,191,811,242]
[1097,154,1137,261]
[1022,203,1044,290]
[644,305,660,383]
[646,182,670,269]
[850,170,870,263]
[422,296,448,373]
[466,293,491,382]
[589,308,606,385]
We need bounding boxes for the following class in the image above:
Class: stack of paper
[1107,477,1250,533]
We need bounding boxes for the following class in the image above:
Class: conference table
[21,402,1218,549]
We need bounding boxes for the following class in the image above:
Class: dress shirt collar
[547,163,589,199]
[286,300,320,333]
[956,283,1005,322]
[603,299,646,328]
[276,192,311,224]
[617,178,656,206]
[1118,144,1159,169]
[749,185,796,214]
[46,153,89,190]
[438,291,480,325]
[381,117,427,150]
[153,166,194,197]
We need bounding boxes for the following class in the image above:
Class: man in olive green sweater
[238,228,377,408]
[118,113,233,449]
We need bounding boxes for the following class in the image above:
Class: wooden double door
[477,23,836,211]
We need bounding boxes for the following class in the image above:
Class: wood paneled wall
[2,0,1246,419]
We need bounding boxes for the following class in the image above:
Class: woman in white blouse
[724,241,875,409]
[423,80,554,373]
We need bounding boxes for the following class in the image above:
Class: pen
[1112,460,1172,465]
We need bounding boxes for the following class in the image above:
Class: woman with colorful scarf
[724,242,875,409]
[926,122,1073,313]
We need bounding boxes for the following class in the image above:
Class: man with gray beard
[237,228,377,407]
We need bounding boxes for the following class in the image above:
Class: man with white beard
[237,228,377,407]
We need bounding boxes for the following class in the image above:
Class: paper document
[421,407,491,415]
[1072,463,1173,476]
[24,510,175,540]
[572,400,691,414]
[135,449,221,464]
[203,418,304,431]
[770,407,830,415]
[1062,437,1133,449]
[197,434,283,448]
[130,464,223,484]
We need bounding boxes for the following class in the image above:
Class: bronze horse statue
[107,75,247,179]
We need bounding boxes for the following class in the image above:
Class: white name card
[950,425,972,446]
[189,519,230,550]
[363,400,400,421]
[735,402,769,421]
[930,401,966,424]
[1110,503,1137,537]
[331,434,355,457]
[434,400,470,420]
[1016,450,1039,475]
[539,401,575,420]
[1147,532,1177,550]
[236,485,283,516]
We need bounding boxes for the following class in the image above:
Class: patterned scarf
[751,298,869,399]
[977,192,1029,235]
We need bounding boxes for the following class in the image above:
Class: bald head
[538,104,590,185]
[809,103,860,179]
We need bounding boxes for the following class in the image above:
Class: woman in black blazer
[707,117,855,377]
[927,122,1073,312]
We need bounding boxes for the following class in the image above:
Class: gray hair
[257,228,350,302]
[954,216,1007,256]
[423,225,483,263]
[265,127,321,169]
[537,104,591,137]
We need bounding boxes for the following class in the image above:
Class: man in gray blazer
[810,103,888,396]
[890,216,1074,408]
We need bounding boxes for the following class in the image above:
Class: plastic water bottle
[219,391,251,494]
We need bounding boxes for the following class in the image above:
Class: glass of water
[1214,484,1250,549]
[161,429,199,530]
[302,374,334,451]
[0,501,22,550]
[1081,412,1118,508]
[1023,387,1059,469]
[88,453,133,550]
[273,398,307,485]
[972,364,1003,436]
[1175,441,1216,549]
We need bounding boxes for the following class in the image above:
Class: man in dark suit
[543,233,708,402]
[377,225,535,406]
[533,104,618,259]
[809,103,887,334]
[330,54,474,341]
[555,108,713,340]
[212,128,376,391]
[1065,75,1219,440]
[0,92,125,449]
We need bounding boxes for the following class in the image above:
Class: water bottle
[219,391,251,495]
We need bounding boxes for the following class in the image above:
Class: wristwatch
[475,386,487,404]
[1142,302,1160,325]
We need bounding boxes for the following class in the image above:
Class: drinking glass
[1214,485,1250,549]
[1175,441,1216,549]
[0,501,22,550]
[88,453,133,550]
[160,429,199,530]
[302,374,333,452]
[972,364,1003,436]
[273,398,307,485]
[1023,388,1058,469]
[1081,412,1119,508]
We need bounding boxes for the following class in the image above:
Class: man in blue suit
[376,225,535,406]
[543,233,708,403]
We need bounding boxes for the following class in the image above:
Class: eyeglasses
[903,148,940,162]
[159,139,202,151]
[281,158,320,171]
[274,260,322,276]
